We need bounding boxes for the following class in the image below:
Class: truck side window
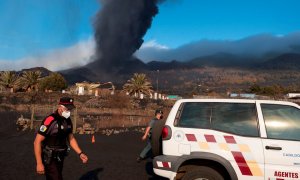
[261,104,300,141]
[177,102,211,129]
[211,103,259,137]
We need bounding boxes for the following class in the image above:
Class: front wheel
[182,166,224,180]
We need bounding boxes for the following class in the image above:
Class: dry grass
[0,91,174,131]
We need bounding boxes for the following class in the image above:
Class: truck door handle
[265,146,282,150]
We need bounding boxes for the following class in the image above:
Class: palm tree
[39,72,67,92]
[123,73,153,97]
[19,71,42,92]
[0,71,19,92]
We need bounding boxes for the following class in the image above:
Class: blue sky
[0,0,99,60]
[0,0,299,70]
[149,0,300,47]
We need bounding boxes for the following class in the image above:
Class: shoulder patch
[44,116,55,126]
[40,125,47,132]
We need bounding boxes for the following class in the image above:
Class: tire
[150,119,165,157]
[182,166,224,180]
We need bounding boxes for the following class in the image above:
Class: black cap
[59,97,75,110]
[155,109,163,115]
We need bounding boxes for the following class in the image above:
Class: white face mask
[62,111,71,119]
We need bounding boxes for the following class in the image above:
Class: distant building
[167,95,182,100]
[75,81,115,96]
[193,95,215,99]
[286,93,300,99]
[229,93,256,99]
[76,82,100,96]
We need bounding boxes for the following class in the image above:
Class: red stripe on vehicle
[231,151,252,176]
[224,135,236,144]
[276,179,284,180]
[185,134,197,141]
[162,162,170,168]
[204,134,216,142]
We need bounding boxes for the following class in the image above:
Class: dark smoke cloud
[92,0,164,70]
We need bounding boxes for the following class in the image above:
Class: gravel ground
[0,112,167,180]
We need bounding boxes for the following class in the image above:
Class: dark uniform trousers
[44,157,65,180]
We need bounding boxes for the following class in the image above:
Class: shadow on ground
[79,168,103,180]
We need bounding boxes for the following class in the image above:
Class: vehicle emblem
[174,130,184,142]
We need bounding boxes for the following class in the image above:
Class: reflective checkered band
[156,161,171,168]
[185,133,263,177]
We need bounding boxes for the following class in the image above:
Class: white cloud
[0,37,96,71]
[135,40,169,62]
[140,40,169,50]
[136,32,300,62]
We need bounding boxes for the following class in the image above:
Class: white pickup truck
[152,99,300,180]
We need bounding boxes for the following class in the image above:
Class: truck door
[259,103,300,180]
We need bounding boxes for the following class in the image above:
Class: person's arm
[34,134,45,174]
[68,133,88,163]
[142,126,151,140]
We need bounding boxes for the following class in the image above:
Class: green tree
[262,86,276,96]
[249,84,262,94]
[123,73,153,96]
[39,73,68,92]
[19,71,42,92]
[0,71,19,92]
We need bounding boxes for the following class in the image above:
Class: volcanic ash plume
[91,0,164,72]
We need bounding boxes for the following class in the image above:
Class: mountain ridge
[12,53,300,85]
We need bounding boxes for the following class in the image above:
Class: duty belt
[45,146,68,152]
[42,146,70,164]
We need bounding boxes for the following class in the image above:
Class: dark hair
[155,109,163,115]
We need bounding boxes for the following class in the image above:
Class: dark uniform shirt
[38,110,73,149]
[148,117,159,139]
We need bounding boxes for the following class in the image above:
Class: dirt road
[0,112,167,180]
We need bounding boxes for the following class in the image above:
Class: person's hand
[36,163,45,175]
[80,153,88,163]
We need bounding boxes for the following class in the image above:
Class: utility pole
[156,69,159,92]
[73,107,77,134]
[30,105,34,130]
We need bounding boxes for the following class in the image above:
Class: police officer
[137,109,163,162]
[34,97,88,180]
